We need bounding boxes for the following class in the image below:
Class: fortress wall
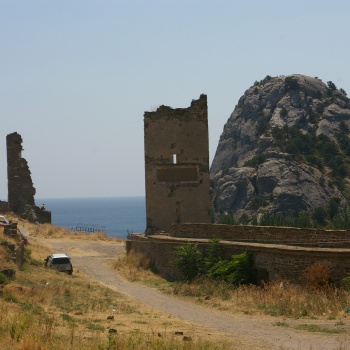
[127,234,350,283]
[170,223,350,248]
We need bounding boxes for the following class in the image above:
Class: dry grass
[115,252,350,321]
[174,278,350,319]
[4,212,121,242]
[114,251,151,281]
[0,260,230,349]
[0,226,231,350]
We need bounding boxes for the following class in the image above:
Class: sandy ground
[34,237,350,350]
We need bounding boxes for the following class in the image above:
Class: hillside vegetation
[0,218,228,350]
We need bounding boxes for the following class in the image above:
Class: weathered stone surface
[210,75,350,220]
[144,95,210,233]
[7,132,36,214]
[6,132,51,223]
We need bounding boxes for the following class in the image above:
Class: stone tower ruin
[144,94,211,233]
[7,132,36,213]
[6,132,51,223]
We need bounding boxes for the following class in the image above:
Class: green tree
[328,197,341,219]
[340,88,347,96]
[210,205,216,223]
[327,81,337,91]
[208,252,256,285]
[285,76,299,91]
[203,239,223,272]
[312,206,327,226]
[174,243,202,281]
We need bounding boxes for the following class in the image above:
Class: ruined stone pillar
[6,132,36,213]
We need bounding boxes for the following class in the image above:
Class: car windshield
[52,258,70,264]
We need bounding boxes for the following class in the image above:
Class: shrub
[208,252,257,285]
[238,213,249,225]
[327,81,337,91]
[248,195,268,210]
[300,262,331,290]
[202,238,223,272]
[0,272,9,285]
[218,212,236,225]
[312,206,327,226]
[256,118,267,135]
[280,107,287,116]
[328,197,341,219]
[244,154,266,167]
[339,88,347,96]
[285,76,299,91]
[174,243,202,281]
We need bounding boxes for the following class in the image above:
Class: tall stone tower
[144,94,211,233]
[6,132,36,213]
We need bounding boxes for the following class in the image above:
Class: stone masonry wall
[7,132,36,213]
[127,233,350,284]
[6,132,51,223]
[170,223,350,248]
[144,95,210,232]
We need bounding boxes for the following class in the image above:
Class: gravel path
[35,238,350,350]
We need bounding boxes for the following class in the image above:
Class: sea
[36,197,146,240]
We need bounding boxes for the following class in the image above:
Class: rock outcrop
[211,75,350,223]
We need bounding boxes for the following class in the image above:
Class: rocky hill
[210,74,350,226]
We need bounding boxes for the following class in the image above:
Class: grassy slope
[0,217,230,350]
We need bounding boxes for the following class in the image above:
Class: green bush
[285,76,299,91]
[208,252,256,285]
[312,206,327,226]
[0,272,9,285]
[244,154,266,167]
[248,195,268,210]
[342,275,350,291]
[174,243,202,281]
[23,248,42,266]
[218,212,236,225]
[174,243,257,285]
[203,239,223,272]
[328,197,341,219]
[256,118,267,135]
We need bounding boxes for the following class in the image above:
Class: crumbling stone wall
[6,132,51,223]
[144,95,211,233]
[7,132,36,213]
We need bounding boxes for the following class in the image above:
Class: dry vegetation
[0,216,230,350]
[6,212,119,242]
[2,213,350,348]
[114,251,350,323]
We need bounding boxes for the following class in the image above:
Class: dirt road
[35,237,349,350]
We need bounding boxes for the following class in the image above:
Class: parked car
[0,215,9,226]
[44,253,73,275]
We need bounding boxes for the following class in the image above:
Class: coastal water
[36,197,146,239]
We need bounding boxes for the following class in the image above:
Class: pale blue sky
[1,0,349,199]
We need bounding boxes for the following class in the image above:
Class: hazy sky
[1,0,350,199]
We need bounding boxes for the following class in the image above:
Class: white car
[44,253,73,275]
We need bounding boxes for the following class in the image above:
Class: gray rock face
[211,75,350,221]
